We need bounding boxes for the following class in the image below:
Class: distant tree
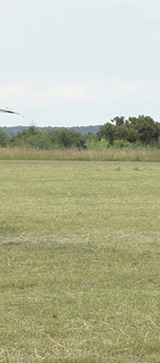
[85,132,107,149]
[27,125,39,136]
[85,131,97,140]
[114,125,128,140]
[60,129,86,148]
[125,127,138,143]
[85,132,97,143]
[98,115,160,146]
[111,116,125,126]
[9,127,86,149]
[7,115,160,150]
[98,123,115,145]
[128,115,159,144]
[9,126,41,148]
[0,128,9,147]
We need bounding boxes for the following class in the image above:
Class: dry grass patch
[1,146,160,161]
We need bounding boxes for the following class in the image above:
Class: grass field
[0,160,160,362]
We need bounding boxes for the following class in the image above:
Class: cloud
[116,81,146,95]
[97,80,148,100]
[0,84,91,103]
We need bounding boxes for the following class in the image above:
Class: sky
[1,0,160,127]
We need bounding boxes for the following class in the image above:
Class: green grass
[0,161,160,362]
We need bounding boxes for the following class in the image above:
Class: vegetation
[1,161,160,361]
[1,115,160,151]
[1,146,160,162]
[98,115,160,146]
[0,127,9,147]
[9,126,86,150]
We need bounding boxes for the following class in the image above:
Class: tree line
[1,115,160,149]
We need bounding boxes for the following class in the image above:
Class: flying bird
[0,106,20,115]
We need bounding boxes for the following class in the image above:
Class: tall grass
[1,146,160,161]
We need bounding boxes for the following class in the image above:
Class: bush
[113,139,132,148]
[86,138,110,150]
[0,128,9,147]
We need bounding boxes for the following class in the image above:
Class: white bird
[0,106,19,115]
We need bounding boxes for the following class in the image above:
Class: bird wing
[0,106,19,114]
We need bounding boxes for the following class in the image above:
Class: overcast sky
[1,0,160,127]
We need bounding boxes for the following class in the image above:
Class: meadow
[0,159,160,362]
